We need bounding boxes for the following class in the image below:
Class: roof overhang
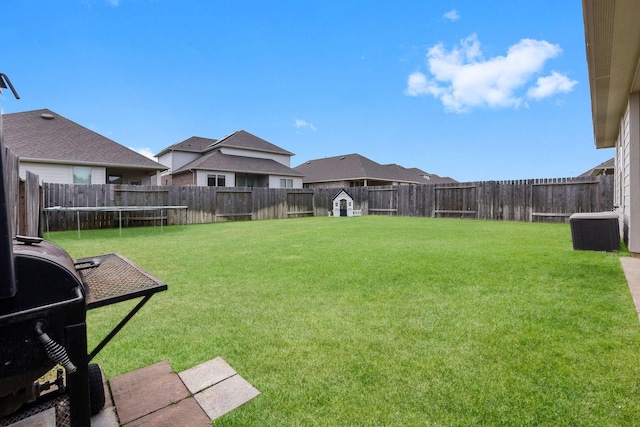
[583,0,640,148]
[19,158,167,172]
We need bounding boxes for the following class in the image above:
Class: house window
[280,179,293,188]
[237,176,254,187]
[207,174,226,187]
[73,166,92,184]
[108,175,122,184]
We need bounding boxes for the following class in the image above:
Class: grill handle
[0,286,83,326]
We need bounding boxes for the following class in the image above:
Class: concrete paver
[194,374,261,420]
[91,407,119,427]
[620,256,640,319]
[110,360,190,425]
[102,357,260,426]
[178,356,237,394]
[122,397,210,427]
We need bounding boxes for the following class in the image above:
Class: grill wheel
[88,364,105,416]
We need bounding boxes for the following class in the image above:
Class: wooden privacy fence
[1,146,40,237]
[41,176,614,231]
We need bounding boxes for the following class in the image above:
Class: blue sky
[1,0,612,182]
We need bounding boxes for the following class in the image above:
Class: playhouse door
[339,199,347,216]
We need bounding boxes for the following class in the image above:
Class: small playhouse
[331,189,361,217]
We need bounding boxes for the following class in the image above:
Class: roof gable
[155,136,217,157]
[210,130,294,156]
[3,109,166,170]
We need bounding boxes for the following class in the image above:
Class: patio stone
[110,360,190,425]
[123,397,210,427]
[178,356,237,394]
[194,374,261,420]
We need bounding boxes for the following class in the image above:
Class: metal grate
[76,253,166,309]
[0,394,70,427]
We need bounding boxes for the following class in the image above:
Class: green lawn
[48,216,640,426]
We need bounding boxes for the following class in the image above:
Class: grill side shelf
[74,253,167,310]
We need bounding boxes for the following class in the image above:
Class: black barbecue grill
[0,73,167,426]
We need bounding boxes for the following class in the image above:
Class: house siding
[20,162,72,183]
[20,162,107,185]
[168,151,202,171]
[268,176,303,188]
[616,93,640,253]
[628,93,640,254]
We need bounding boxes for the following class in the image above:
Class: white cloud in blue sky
[405,33,577,112]
[295,119,317,132]
[527,71,577,99]
[443,9,460,21]
[129,147,156,160]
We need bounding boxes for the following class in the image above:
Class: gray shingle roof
[579,158,615,177]
[3,109,166,170]
[210,130,294,156]
[386,164,457,184]
[155,136,217,157]
[294,154,456,184]
[173,150,303,176]
[294,154,394,182]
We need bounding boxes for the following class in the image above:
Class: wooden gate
[530,179,606,223]
[434,185,477,218]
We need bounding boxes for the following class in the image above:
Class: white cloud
[405,33,575,112]
[443,9,460,21]
[527,71,577,99]
[129,147,156,160]
[295,119,317,131]
[106,0,120,6]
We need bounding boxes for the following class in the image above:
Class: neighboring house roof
[385,164,457,184]
[3,108,166,171]
[155,136,217,156]
[173,150,304,177]
[583,0,640,148]
[209,130,294,156]
[579,158,615,177]
[294,153,456,184]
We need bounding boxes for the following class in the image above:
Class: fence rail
[39,176,614,232]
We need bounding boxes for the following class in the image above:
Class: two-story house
[156,130,303,188]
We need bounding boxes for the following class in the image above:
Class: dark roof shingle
[155,136,217,157]
[211,130,294,156]
[174,150,303,176]
[3,109,166,170]
[294,154,456,184]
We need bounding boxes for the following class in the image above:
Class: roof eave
[583,0,640,149]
